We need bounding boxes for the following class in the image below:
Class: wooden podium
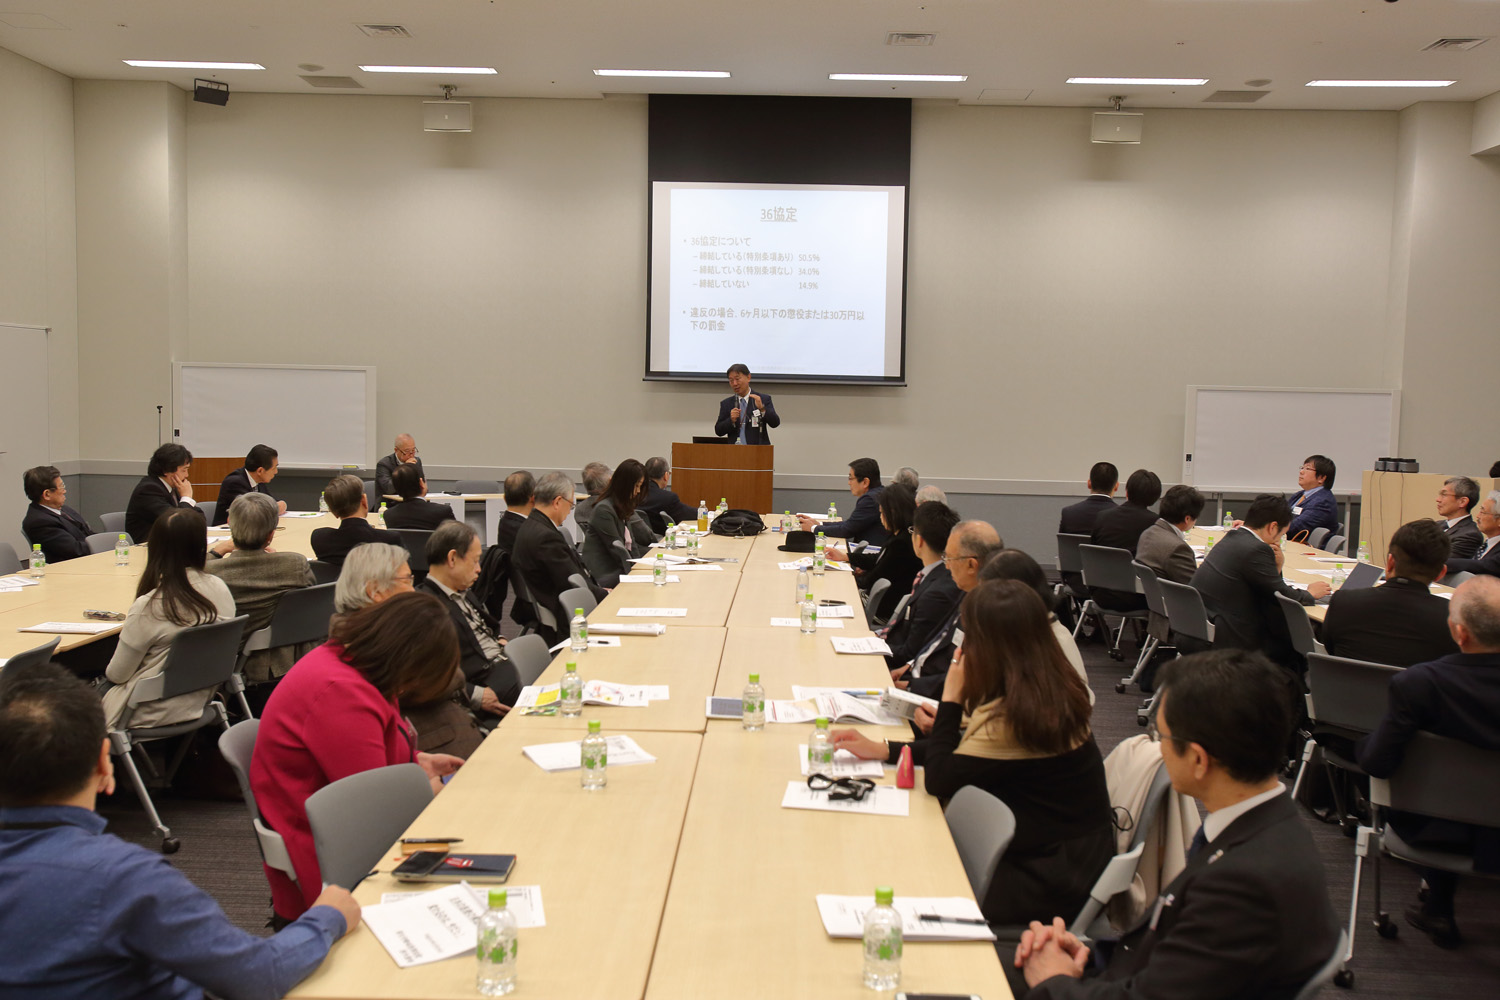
[671,443,773,513]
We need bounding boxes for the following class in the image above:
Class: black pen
[917,913,988,925]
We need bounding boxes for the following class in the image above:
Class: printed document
[814,894,995,941]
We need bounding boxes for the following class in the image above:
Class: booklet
[521,734,657,772]
[378,884,547,928]
[830,636,892,656]
[766,689,905,727]
[814,894,995,942]
[880,687,939,721]
[781,781,909,817]
[515,681,666,709]
[586,623,666,636]
[19,621,118,635]
[0,575,40,588]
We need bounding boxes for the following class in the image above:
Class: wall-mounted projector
[1091,111,1143,144]
[423,100,472,132]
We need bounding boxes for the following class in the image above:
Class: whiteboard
[0,324,50,560]
[173,364,376,469]
[1184,386,1398,494]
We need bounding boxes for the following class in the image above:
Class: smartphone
[391,851,516,883]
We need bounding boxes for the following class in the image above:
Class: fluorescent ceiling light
[829,73,967,82]
[1305,79,1455,88]
[1067,77,1208,86]
[594,69,731,78]
[123,60,264,70]
[358,65,498,75]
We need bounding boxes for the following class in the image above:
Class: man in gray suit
[206,492,316,684]
[1436,476,1483,560]
[375,433,424,499]
[1138,484,1204,587]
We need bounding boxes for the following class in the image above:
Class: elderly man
[638,456,697,534]
[573,462,612,527]
[21,466,93,563]
[1445,491,1500,578]
[309,474,403,568]
[1321,519,1459,667]
[893,467,920,490]
[332,542,414,614]
[715,363,779,445]
[212,444,287,526]
[1358,576,1500,947]
[384,464,456,531]
[511,471,607,645]
[207,492,315,684]
[1436,476,1483,560]
[375,434,423,499]
[915,484,947,506]
[893,518,1003,699]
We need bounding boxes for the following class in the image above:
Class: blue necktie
[1187,826,1208,861]
[737,398,748,444]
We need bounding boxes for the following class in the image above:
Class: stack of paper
[615,574,681,584]
[797,746,885,778]
[614,608,688,618]
[587,622,667,636]
[522,734,657,772]
[814,894,995,941]
[769,617,845,629]
[19,621,118,635]
[0,574,41,591]
[817,604,856,619]
[280,511,324,518]
[363,883,548,969]
[781,781,909,817]
[515,681,668,710]
[830,636,892,655]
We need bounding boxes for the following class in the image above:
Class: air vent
[886,32,935,46]
[1202,90,1269,103]
[300,75,364,89]
[976,89,1033,103]
[357,23,412,38]
[1422,37,1489,52]
[0,12,68,29]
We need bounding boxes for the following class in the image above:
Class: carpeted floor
[98,625,1500,998]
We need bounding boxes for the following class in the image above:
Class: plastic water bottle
[800,593,818,634]
[654,551,667,586]
[374,502,387,528]
[1358,541,1371,564]
[665,524,677,549]
[570,608,588,654]
[28,544,45,579]
[861,886,903,990]
[742,673,765,730]
[697,500,709,533]
[783,510,795,533]
[813,532,827,577]
[114,534,130,567]
[318,491,329,514]
[1222,509,1233,530]
[1332,563,1346,589]
[560,661,583,717]
[808,716,833,771]
[580,720,607,790]
[796,567,810,605]
[718,497,728,515]
[827,501,838,521]
[476,887,518,995]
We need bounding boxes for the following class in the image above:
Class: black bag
[708,509,767,537]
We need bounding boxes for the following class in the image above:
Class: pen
[402,837,464,845]
[842,689,883,698]
[917,914,988,925]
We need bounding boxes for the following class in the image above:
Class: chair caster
[161,837,181,855]
[1375,912,1399,939]
[1136,715,1149,727]
[1340,819,1357,838]
[1333,968,1354,989]
[1109,649,1124,662]
[1115,681,1128,694]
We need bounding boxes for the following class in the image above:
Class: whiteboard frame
[172,362,378,470]
[1183,385,1400,495]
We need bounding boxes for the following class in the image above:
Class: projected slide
[649,182,906,382]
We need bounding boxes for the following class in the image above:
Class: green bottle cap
[748,673,760,683]
[32,543,41,550]
[565,661,577,672]
[587,720,601,733]
[575,608,585,615]
[118,534,127,540]
[489,888,508,908]
[814,716,829,729]
[874,886,894,905]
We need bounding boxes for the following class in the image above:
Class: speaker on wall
[1091,111,1143,144]
[193,79,230,106]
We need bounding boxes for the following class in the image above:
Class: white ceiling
[3,1,1499,111]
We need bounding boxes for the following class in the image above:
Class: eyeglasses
[1146,717,1190,748]
[806,774,876,801]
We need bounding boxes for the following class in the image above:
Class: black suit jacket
[1442,515,1483,560]
[1059,495,1117,535]
[855,529,922,620]
[714,391,780,444]
[212,469,277,527]
[511,509,606,643]
[1191,526,1315,672]
[375,453,426,499]
[309,517,405,568]
[21,502,93,563]
[818,489,890,546]
[497,509,527,553]
[415,577,519,704]
[385,497,457,531]
[1446,537,1500,578]
[1028,794,1339,1000]
[637,480,697,534]
[125,476,204,544]
[1091,501,1158,555]
[1320,577,1459,667]
[884,563,962,669]
[906,605,963,699]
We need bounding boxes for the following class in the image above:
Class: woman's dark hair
[137,508,219,627]
[147,443,193,479]
[878,482,917,534]
[602,458,647,518]
[958,579,1092,756]
[979,548,1052,609]
[328,591,461,704]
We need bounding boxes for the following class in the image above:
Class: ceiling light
[1067,77,1208,86]
[593,69,731,78]
[1305,79,1455,88]
[828,73,967,82]
[123,60,264,70]
[359,65,497,75]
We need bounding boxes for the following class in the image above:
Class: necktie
[738,397,749,444]
[1187,826,1208,861]
[877,573,923,639]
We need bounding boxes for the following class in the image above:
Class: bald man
[375,434,424,499]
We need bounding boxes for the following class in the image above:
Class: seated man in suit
[497,471,534,552]
[1088,469,1163,613]
[915,484,947,506]
[1137,484,1203,587]
[477,470,535,626]
[798,457,891,546]
[205,492,315,685]
[715,363,779,444]
[637,456,697,534]
[1014,649,1339,998]
[0,664,360,998]
[1192,493,1330,675]
[1445,490,1500,578]
[893,466,920,490]
[309,474,403,569]
[511,471,608,645]
[211,443,287,526]
[124,443,205,544]
[572,462,611,528]
[1357,576,1500,947]
[883,501,961,673]
[1435,476,1483,560]
[1321,519,1459,667]
[374,433,423,499]
[384,464,457,531]
[21,466,93,563]
[893,517,1003,700]
[1285,454,1339,543]
[1059,462,1119,597]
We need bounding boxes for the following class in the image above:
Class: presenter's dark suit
[1191,526,1315,674]
[125,477,204,545]
[1443,515,1483,561]
[212,469,277,526]
[1446,537,1500,578]
[511,509,607,645]
[638,480,697,534]
[1285,487,1339,543]
[384,497,456,532]
[1026,794,1339,1000]
[375,453,425,499]
[818,489,890,546]
[22,502,93,563]
[884,563,961,670]
[714,392,779,444]
[308,517,404,568]
[1320,576,1459,667]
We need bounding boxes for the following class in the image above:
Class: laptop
[1314,560,1382,604]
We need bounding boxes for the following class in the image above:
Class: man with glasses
[1285,454,1338,543]
[511,471,606,645]
[21,466,93,563]
[1445,491,1500,578]
[798,457,890,546]
[1014,649,1339,998]
[891,516,1003,700]
[1436,476,1483,560]
[884,502,961,674]
[375,433,424,499]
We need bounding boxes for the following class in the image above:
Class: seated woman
[581,458,656,587]
[979,548,1093,703]
[250,591,464,925]
[831,580,1113,926]
[101,508,238,730]
[850,482,921,620]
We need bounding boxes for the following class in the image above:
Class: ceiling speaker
[193,79,229,106]
[423,101,473,132]
[1091,111,1143,144]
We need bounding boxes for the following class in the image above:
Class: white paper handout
[766,689,905,727]
[798,745,885,778]
[379,884,546,928]
[546,636,623,653]
[586,622,667,636]
[614,607,688,617]
[615,574,682,584]
[814,894,996,942]
[781,780,909,817]
[515,680,661,709]
[830,636,892,655]
[631,553,689,565]
[0,575,40,588]
[815,603,856,619]
[361,882,488,968]
[522,734,657,772]
[19,621,118,635]
[769,617,845,628]
[663,563,723,571]
[280,511,324,518]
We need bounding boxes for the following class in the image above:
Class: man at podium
[714,364,779,444]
